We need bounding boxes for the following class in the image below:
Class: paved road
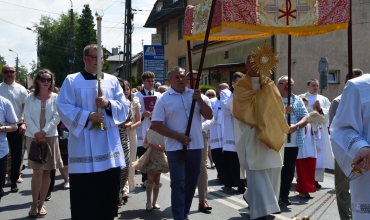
[1,156,342,220]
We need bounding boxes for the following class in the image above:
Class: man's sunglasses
[40,78,52,83]
[3,70,15,74]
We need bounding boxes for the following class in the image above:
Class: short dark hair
[168,66,184,78]
[186,70,198,80]
[142,71,155,81]
[232,72,244,82]
[345,68,363,81]
[307,79,319,86]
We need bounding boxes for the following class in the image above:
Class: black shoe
[45,193,51,201]
[278,198,292,205]
[21,165,26,171]
[122,195,128,203]
[315,181,322,189]
[10,186,18,193]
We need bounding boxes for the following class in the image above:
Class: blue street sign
[143,45,165,84]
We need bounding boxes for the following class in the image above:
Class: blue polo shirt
[0,96,18,158]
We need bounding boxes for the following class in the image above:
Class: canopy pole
[287,34,292,143]
[187,41,193,89]
[181,0,217,162]
[348,0,353,79]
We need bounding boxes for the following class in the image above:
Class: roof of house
[144,0,185,28]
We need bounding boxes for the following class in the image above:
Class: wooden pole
[287,34,292,143]
[181,0,216,162]
[348,0,353,79]
[187,41,194,88]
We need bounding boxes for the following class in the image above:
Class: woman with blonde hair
[24,69,62,217]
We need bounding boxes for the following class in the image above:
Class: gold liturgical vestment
[233,75,289,152]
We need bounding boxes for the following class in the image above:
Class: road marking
[161,174,292,220]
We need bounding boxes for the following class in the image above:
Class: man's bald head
[1,64,17,85]
[2,64,15,71]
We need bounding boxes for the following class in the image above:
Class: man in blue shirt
[0,95,18,201]
[277,76,308,205]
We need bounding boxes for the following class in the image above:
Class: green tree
[74,4,96,71]
[0,54,5,82]
[36,14,79,86]
[16,65,28,86]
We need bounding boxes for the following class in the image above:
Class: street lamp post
[8,49,19,74]
[27,27,40,69]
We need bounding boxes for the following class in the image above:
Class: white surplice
[220,89,236,152]
[330,74,370,220]
[56,73,129,174]
[303,92,334,170]
[209,97,223,150]
[234,78,282,219]
[297,124,318,159]
[134,90,161,146]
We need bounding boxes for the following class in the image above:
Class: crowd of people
[1,43,370,220]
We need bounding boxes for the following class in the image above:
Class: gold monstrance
[90,10,106,130]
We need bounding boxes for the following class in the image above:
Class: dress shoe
[198,201,212,212]
[298,193,310,198]
[152,203,160,209]
[63,182,70,189]
[10,186,19,193]
[45,192,51,201]
[146,202,153,211]
[315,181,322,189]
[278,198,292,205]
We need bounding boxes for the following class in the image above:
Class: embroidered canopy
[183,0,350,41]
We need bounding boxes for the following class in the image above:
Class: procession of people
[1,43,369,220]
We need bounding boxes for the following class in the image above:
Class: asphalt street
[0,156,342,220]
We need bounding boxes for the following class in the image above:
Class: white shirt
[0,82,28,123]
[134,89,161,146]
[303,92,334,169]
[220,89,236,152]
[56,72,129,174]
[151,87,211,151]
[209,98,223,150]
[330,74,370,220]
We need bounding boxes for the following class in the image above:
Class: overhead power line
[0,0,61,15]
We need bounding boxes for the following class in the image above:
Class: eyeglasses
[3,70,15,74]
[278,82,294,86]
[85,55,104,60]
[40,78,52,83]
[206,94,216,97]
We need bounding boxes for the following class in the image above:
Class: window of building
[161,25,168,45]
[203,74,209,85]
[178,56,186,69]
[328,70,339,84]
[178,17,184,40]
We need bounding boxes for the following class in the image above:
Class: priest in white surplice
[56,44,129,220]
[233,55,289,220]
[330,73,370,220]
[302,79,334,187]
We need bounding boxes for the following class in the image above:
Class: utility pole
[123,0,133,81]
[69,0,74,74]
[118,45,121,67]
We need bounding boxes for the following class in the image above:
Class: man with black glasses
[0,64,28,193]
